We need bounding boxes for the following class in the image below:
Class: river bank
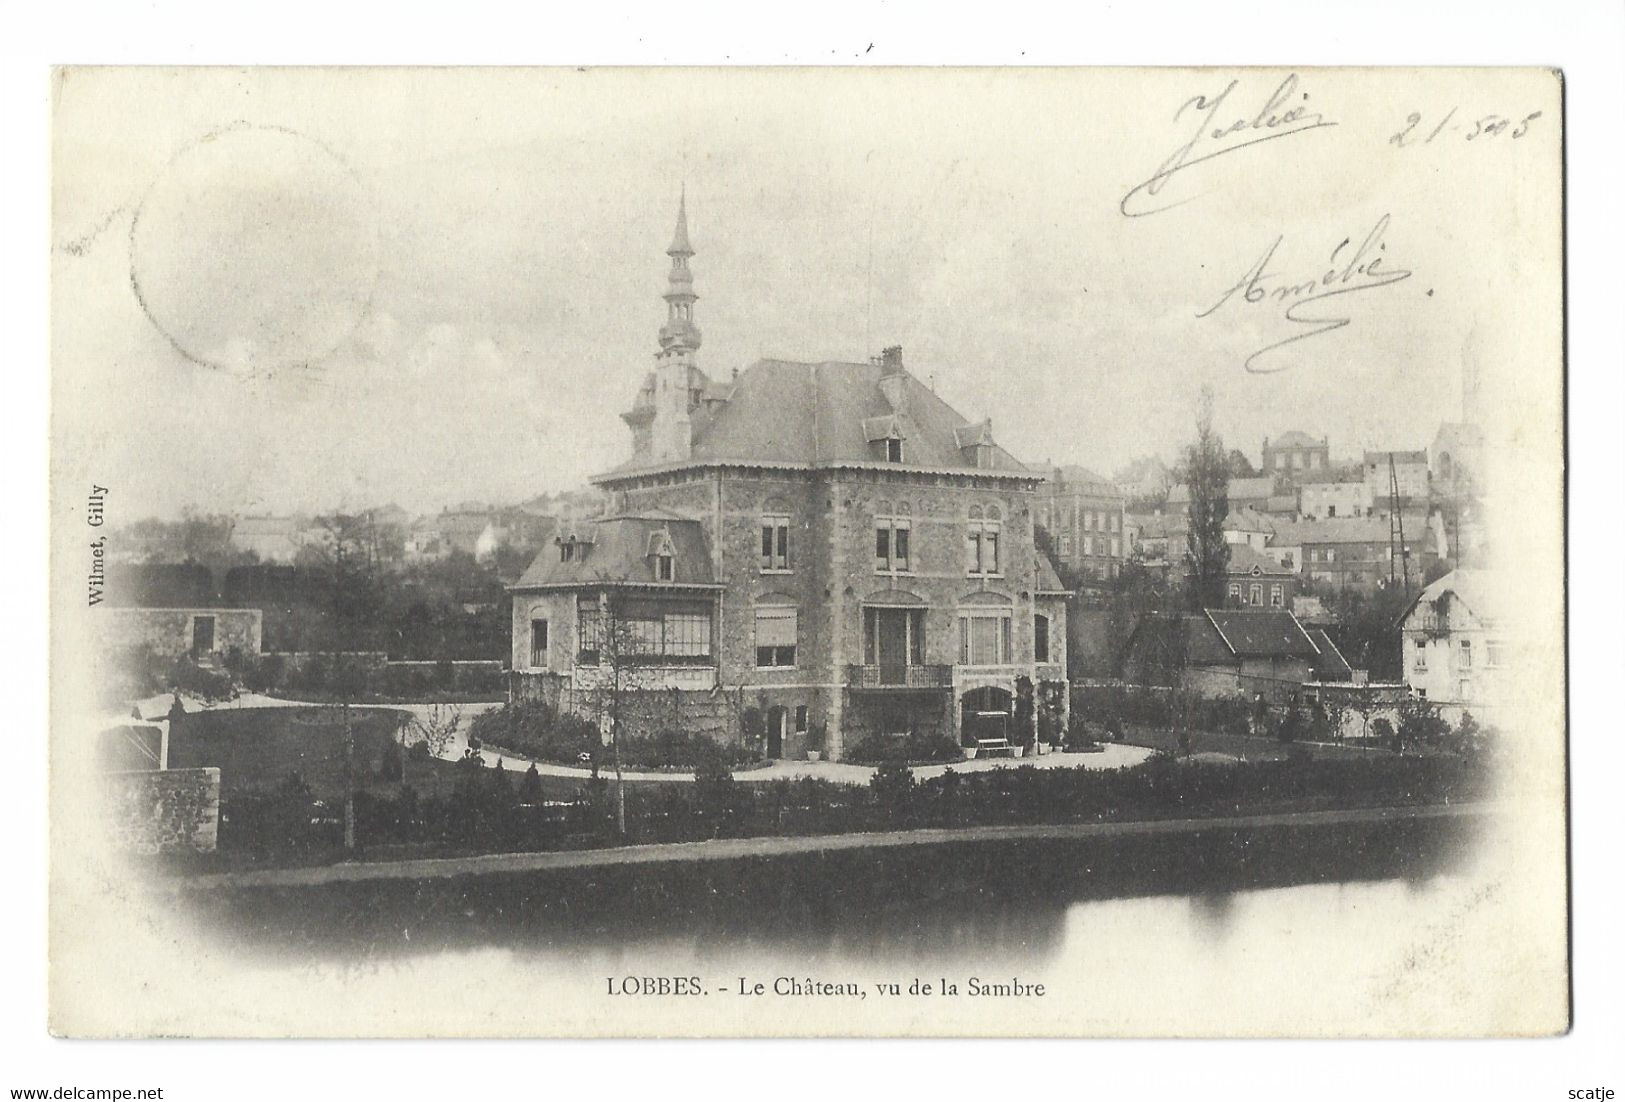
[174,803,1492,963]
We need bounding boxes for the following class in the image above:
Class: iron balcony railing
[846,663,953,689]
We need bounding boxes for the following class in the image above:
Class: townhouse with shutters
[508,197,1069,761]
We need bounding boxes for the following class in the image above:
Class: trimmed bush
[846,730,962,765]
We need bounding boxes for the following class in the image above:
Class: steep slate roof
[1204,608,1321,659]
[1227,506,1276,533]
[1270,430,1322,448]
[1306,629,1353,680]
[1272,515,1398,546]
[1224,544,1297,577]
[601,358,1031,480]
[511,514,716,590]
[1398,568,1500,628]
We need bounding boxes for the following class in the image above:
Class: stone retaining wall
[105,767,220,854]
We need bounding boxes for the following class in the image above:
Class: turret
[651,190,700,462]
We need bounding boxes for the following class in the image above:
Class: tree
[409,700,464,759]
[1182,386,1231,611]
[1396,696,1449,753]
[1226,449,1258,478]
[1453,711,1484,755]
[576,583,662,837]
[303,512,387,851]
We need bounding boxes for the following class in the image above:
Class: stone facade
[100,607,262,661]
[1036,465,1126,583]
[104,767,220,854]
[1400,570,1510,722]
[1261,432,1330,479]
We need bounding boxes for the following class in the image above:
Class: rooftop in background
[1298,463,1366,485]
[1204,608,1321,660]
[1269,430,1324,448]
[1044,464,1124,499]
[1271,515,1428,545]
[1222,544,1296,576]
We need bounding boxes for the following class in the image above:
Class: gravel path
[157,691,1154,785]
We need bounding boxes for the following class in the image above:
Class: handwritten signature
[1195,214,1413,374]
[1120,74,1337,218]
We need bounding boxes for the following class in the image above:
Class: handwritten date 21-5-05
[1390,108,1542,148]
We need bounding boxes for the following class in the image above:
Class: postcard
[48,66,1566,1037]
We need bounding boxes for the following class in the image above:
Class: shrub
[845,730,960,765]
[518,763,544,805]
[1397,697,1450,751]
[694,754,737,832]
[869,760,916,819]
[1277,707,1306,744]
[167,656,236,702]
[1063,715,1101,751]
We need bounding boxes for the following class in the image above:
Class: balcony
[846,664,953,690]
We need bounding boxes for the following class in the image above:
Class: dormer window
[647,528,677,581]
[862,415,906,463]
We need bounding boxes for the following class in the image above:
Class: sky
[50,68,1560,519]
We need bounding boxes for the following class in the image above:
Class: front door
[191,614,216,657]
[765,706,785,758]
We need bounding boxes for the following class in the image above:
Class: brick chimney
[878,345,906,413]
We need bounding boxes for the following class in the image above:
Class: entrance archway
[959,685,1013,747]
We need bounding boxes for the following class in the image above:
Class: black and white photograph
[42,63,1571,1044]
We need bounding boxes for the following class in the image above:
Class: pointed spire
[667,185,693,257]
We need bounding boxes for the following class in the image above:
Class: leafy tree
[1396,697,1450,753]
[1182,386,1231,611]
[1453,711,1484,755]
[1226,449,1258,478]
[302,512,388,850]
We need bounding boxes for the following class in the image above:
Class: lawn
[171,706,454,799]
[169,706,670,804]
